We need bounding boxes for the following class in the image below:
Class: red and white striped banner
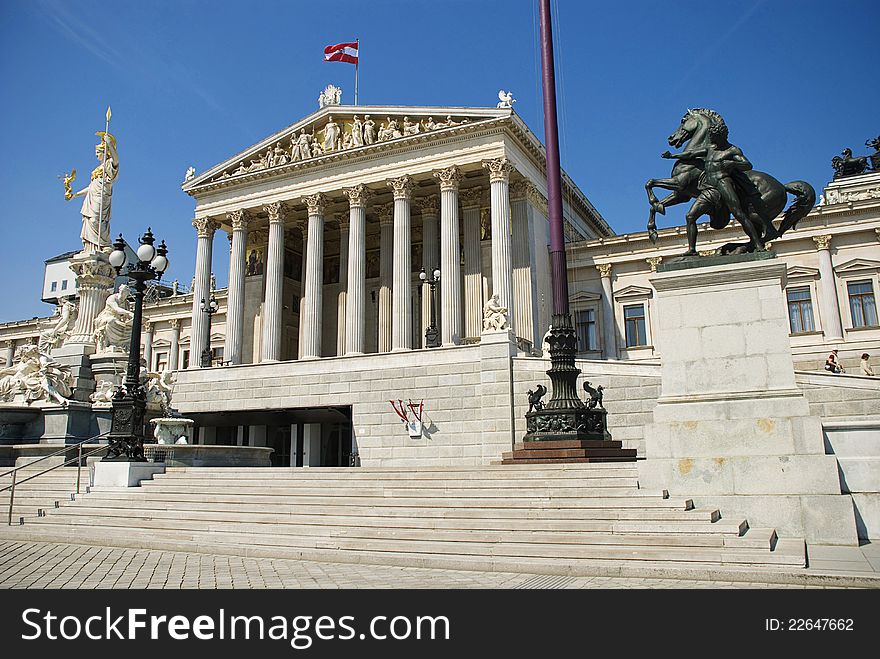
[324,42,359,64]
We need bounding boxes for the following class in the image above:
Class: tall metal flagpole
[354,39,359,105]
[97,105,112,251]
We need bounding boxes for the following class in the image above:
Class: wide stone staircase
[0,464,806,576]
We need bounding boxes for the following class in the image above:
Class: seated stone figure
[94,284,134,353]
[482,294,509,331]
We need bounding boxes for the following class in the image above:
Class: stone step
[28,514,751,548]
[512,440,625,451]
[43,506,731,534]
[1,524,804,567]
[163,464,638,473]
[499,456,638,464]
[137,482,644,496]
[151,472,639,485]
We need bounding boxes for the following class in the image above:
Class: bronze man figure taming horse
[645,109,815,255]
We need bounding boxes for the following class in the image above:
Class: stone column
[813,235,844,342]
[484,158,516,335]
[510,180,537,346]
[344,185,372,355]
[169,319,181,370]
[189,217,218,368]
[5,340,14,367]
[597,264,618,360]
[336,213,350,356]
[377,203,394,353]
[433,166,463,345]
[460,187,483,341]
[388,176,415,351]
[143,322,154,370]
[301,193,327,360]
[224,209,249,365]
[419,195,440,348]
[261,202,285,362]
[67,252,115,345]
[298,222,308,358]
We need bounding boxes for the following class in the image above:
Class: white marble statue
[272,142,289,166]
[424,117,437,131]
[291,129,313,161]
[93,284,134,353]
[323,116,340,152]
[89,379,116,405]
[184,166,196,181]
[145,369,176,415]
[64,132,119,253]
[233,161,247,175]
[39,298,77,351]
[403,116,420,136]
[497,90,516,109]
[0,344,73,406]
[350,115,364,147]
[482,294,509,331]
[152,417,192,445]
[318,84,342,108]
[363,115,376,145]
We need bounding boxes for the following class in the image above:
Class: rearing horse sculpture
[645,109,815,255]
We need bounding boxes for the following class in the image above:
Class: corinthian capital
[335,212,350,231]
[459,186,483,209]
[264,201,284,224]
[374,202,394,226]
[416,194,439,216]
[192,217,219,238]
[812,234,832,251]
[227,209,250,231]
[509,179,534,201]
[303,193,328,216]
[646,256,663,272]
[596,263,612,278]
[433,166,462,192]
[169,318,181,331]
[483,157,516,183]
[387,175,415,200]
[343,184,374,209]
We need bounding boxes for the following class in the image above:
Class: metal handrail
[1,431,111,525]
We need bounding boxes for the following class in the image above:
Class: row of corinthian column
[189,158,522,367]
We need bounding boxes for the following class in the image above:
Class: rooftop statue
[831,146,870,179]
[645,109,815,256]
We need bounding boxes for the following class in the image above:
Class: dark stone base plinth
[657,250,776,273]
[501,439,637,464]
[524,407,610,442]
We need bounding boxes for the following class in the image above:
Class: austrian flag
[324,42,359,64]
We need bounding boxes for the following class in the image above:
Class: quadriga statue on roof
[645,109,815,256]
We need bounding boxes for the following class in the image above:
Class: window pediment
[614,285,653,301]
[834,258,880,276]
[786,265,820,281]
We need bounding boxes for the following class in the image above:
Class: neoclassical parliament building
[2,92,879,470]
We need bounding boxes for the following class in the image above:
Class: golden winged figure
[61,169,77,200]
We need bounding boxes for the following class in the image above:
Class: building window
[575,308,598,352]
[786,287,815,334]
[211,347,224,364]
[182,350,190,369]
[623,304,647,348]
[848,280,878,328]
[155,352,168,371]
[50,281,57,292]
[61,280,68,291]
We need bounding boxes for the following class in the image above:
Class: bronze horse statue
[645,109,815,255]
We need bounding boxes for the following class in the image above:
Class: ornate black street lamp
[199,295,219,367]
[419,267,441,348]
[105,228,169,461]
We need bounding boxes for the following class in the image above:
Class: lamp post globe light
[419,267,441,348]
[105,228,169,461]
[200,295,219,367]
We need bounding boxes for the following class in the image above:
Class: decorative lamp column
[420,267,441,348]
[169,319,181,370]
[189,217,218,368]
[419,195,440,349]
[301,193,327,359]
[377,203,394,353]
[336,213,350,356]
[142,322,154,370]
[433,166,463,345]
[813,235,844,341]
[5,340,15,367]
[225,209,249,364]
[483,157,517,335]
[261,202,285,362]
[597,264,618,360]
[388,175,415,351]
[199,295,219,367]
[344,184,373,355]
[460,187,484,340]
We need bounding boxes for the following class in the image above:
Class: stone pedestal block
[92,460,165,487]
[52,342,98,403]
[639,257,858,545]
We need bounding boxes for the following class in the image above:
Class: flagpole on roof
[354,38,359,105]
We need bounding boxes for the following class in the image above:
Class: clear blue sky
[1,0,877,323]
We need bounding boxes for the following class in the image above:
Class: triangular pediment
[183,104,512,193]
[570,290,601,303]
[834,258,880,275]
[614,285,653,300]
[786,265,820,280]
